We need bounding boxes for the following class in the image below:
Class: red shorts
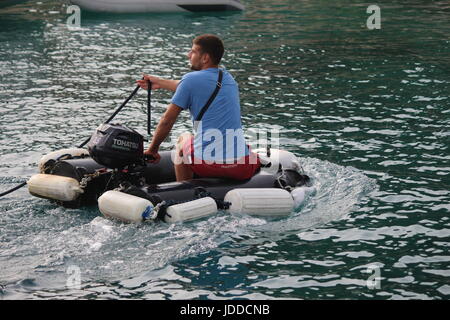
[182,138,261,180]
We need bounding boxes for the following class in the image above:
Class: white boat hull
[69,0,245,13]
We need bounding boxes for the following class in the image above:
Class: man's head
[188,34,224,71]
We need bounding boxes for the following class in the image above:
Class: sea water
[0,0,449,299]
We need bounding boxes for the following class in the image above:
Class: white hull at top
[69,0,245,13]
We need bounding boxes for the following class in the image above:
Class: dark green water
[0,0,449,299]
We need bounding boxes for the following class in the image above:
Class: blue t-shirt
[171,67,249,162]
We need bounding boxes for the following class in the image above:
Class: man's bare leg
[174,133,194,181]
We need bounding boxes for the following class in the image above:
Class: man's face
[188,44,204,71]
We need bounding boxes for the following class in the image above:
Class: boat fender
[290,186,316,210]
[27,174,84,202]
[38,148,90,173]
[255,148,301,171]
[224,188,294,216]
[257,153,280,174]
[98,190,154,223]
[164,197,218,223]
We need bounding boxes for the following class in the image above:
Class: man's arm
[145,103,183,161]
[137,75,180,92]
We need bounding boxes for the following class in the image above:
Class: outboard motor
[87,123,144,169]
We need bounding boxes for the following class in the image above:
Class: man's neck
[200,64,219,70]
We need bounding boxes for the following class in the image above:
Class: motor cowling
[87,123,144,169]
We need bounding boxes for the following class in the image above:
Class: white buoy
[291,186,316,210]
[224,188,294,216]
[98,190,154,223]
[164,197,218,223]
[38,148,89,173]
[254,148,302,172]
[27,174,84,202]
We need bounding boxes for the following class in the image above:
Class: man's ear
[202,53,211,64]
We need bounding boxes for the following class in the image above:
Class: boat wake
[0,155,377,295]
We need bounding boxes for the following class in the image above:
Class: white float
[224,188,294,216]
[254,148,302,174]
[98,190,218,223]
[27,174,84,202]
[164,197,217,223]
[98,190,154,223]
[290,186,316,210]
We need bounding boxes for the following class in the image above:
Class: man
[137,34,260,182]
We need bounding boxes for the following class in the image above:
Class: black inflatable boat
[27,124,314,223]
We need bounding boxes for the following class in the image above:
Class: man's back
[172,67,249,161]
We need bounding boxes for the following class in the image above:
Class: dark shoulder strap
[195,69,223,123]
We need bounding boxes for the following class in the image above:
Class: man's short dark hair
[193,34,224,65]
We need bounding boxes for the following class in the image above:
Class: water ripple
[1,0,449,300]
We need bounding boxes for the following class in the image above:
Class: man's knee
[176,133,192,150]
[174,132,192,164]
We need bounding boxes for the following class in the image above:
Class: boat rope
[0,182,27,198]
[0,82,144,199]
[147,79,152,136]
[76,84,142,148]
[79,170,104,190]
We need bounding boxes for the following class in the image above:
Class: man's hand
[144,148,161,163]
[137,74,180,92]
[144,104,182,165]
[137,74,162,90]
